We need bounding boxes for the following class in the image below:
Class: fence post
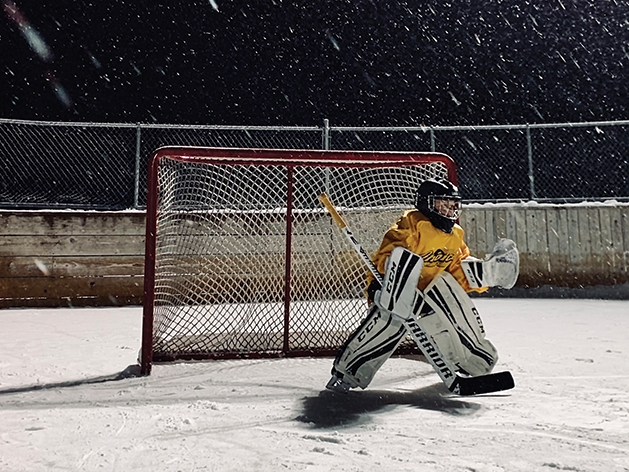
[430,128,436,152]
[322,119,332,194]
[134,124,142,209]
[322,119,330,150]
[526,125,536,200]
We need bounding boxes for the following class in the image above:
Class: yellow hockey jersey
[367,209,487,294]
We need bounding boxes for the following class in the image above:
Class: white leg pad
[415,309,468,368]
[376,246,424,320]
[420,272,498,376]
[333,304,407,389]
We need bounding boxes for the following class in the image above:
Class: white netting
[146,154,451,362]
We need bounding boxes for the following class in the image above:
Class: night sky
[2,0,629,126]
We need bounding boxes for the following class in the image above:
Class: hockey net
[140,147,457,374]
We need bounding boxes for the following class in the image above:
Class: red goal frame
[140,147,457,375]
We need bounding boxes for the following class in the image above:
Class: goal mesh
[140,147,457,374]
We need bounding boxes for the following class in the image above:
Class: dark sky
[2,0,629,126]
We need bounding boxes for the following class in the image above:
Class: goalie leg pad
[375,246,424,319]
[421,272,498,376]
[415,308,468,368]
[332,304,407,389]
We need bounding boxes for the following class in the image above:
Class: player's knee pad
[421,272,498,376]
[333,304,407,389]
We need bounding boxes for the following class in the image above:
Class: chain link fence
[1,118,628,210]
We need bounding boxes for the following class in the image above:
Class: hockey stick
[318,193,514,395]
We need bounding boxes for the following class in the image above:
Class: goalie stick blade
[450,371,515,396]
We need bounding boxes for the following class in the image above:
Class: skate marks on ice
[0,358,315,411]
[297,383,482,428]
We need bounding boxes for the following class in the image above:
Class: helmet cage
[428,194,461,221]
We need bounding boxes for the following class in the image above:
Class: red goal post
[140,147,457,375]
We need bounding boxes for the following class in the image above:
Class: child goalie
[326,179,520,393]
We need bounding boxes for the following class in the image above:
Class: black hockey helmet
[414,179,461,233]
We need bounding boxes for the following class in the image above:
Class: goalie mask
[415,179,461,233]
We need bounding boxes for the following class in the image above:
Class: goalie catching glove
[461,238,520,289]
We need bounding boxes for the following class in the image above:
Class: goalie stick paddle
[317,193,515,396]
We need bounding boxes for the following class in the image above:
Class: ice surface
[1,299,628,471]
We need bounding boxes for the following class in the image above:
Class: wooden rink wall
[0,211,146,308]
[1,203,628,308]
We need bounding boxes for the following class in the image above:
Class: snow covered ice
[1,299,628,471]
